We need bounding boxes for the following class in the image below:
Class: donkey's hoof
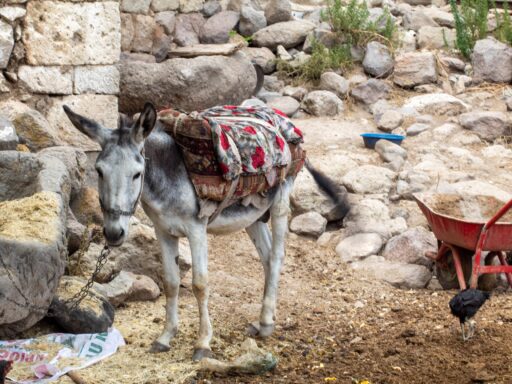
[247,322,274,338]
[192,348,212,361]
[149,341,171,353]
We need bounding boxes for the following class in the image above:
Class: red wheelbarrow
[413,193,512,290]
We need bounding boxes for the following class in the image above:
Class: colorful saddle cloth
[159,105,306,202]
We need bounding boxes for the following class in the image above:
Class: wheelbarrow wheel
[435,247,473,290]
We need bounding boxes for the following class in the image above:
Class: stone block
[46,95,119,151]
[18,66,73,95]
[74,65,120,94]
[24,1,120,65]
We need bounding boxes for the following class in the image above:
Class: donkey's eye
[96,169,103,179]
[133,172,141,180]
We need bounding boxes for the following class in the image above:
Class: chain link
[0,244,111,318]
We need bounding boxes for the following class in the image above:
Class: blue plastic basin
[360,133,405,149]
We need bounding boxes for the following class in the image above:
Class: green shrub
[450,0,489,58]
[494,1,512,45]
[322,0,396,47]
[276,40,352,81]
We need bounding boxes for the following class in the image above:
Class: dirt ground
[28,106,512,384]
[48,231,512,384]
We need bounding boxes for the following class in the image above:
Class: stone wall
[0,0,121,152]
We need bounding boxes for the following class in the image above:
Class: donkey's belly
[207,201,271,235]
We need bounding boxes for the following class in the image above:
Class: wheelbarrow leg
[450,246,467,290]
[497,252,512,288]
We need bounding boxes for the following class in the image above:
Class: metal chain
[0,244,111,318]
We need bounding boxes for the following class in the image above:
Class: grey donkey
[63,102,350,361]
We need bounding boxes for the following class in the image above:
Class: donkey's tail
[252,63,265,96]
[305,159,350,219]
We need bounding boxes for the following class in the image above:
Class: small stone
[12,109,61,151]
[96,271,160,307]
[200,10,240,44]
[393,52,437,88]
[0,20,13,69]
[375,109,403,132]
[406,123,431,136]
[155,11,177,35]
[472,37,512,83]
[66,210,86,255]
[174,13,204,47]
[336,233,383,262]
[375,139,407,162]
[277,45,292,61]
[132,14,156,53]
[239,3,267,36]
[363,41,394,78]
[351,79,391,105]
[0,6,26,22]
[441,57,466,72]
[319,72,349,98]
[265,0,292,25]
[401,93,469,116]
[202,0,222,17]
[343,165,396,194]
[0,116,17,150]
[242,47,276,74]
[290,211,327,237]
[122,0,151,13]
[402,8,439,32]
[266,96,300,117]
[417,26,455,49]
[151,0,180,12]
[301,90,344,117]
[459,111,511,142]
[382,227,437,266]
[252,20,315,50]
[180,0,204,13]
[283,86,307,100]
[51,276,114,334]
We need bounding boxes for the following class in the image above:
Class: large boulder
[472,37,512,83]
[252,20,315,49]
[319,72,349,98]
[200,10,240,44]
[120,52,258,113]
[351,256,432,289]
[242,47,276,74]
[393,52,437,88]
[459,111,511,142]
[0,151,70,337]
[363,41,394,78]
[301,90,344,116]
[94,271,160,307]
[382,227,436,267]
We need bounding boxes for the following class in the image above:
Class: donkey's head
[64,103,157,246]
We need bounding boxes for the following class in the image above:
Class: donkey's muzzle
[103,226,125,247]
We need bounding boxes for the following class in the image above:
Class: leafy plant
[276,40,352,81]
[322,0,396,47]
[450,0,489,58]
[493,0,512,45]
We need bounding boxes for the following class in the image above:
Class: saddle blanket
[159,105,306,202]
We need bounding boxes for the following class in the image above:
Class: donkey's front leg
[188,226,213,361]
[150,229,180,353]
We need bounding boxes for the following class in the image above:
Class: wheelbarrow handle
[470,198,512,288]
[483,199,512,230]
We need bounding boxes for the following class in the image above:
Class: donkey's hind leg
[150,229,180,353]
[247,180,292,338]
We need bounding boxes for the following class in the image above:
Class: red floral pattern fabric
[200,105,304,180]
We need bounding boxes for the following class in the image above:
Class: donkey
[63,103,349,361]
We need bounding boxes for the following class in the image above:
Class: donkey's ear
[132,102,157,144]
[63,105,110,147]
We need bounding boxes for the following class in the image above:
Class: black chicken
[0,360,12,384]
[449,288,490,341]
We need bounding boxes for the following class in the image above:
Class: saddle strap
[207,175,240,224]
